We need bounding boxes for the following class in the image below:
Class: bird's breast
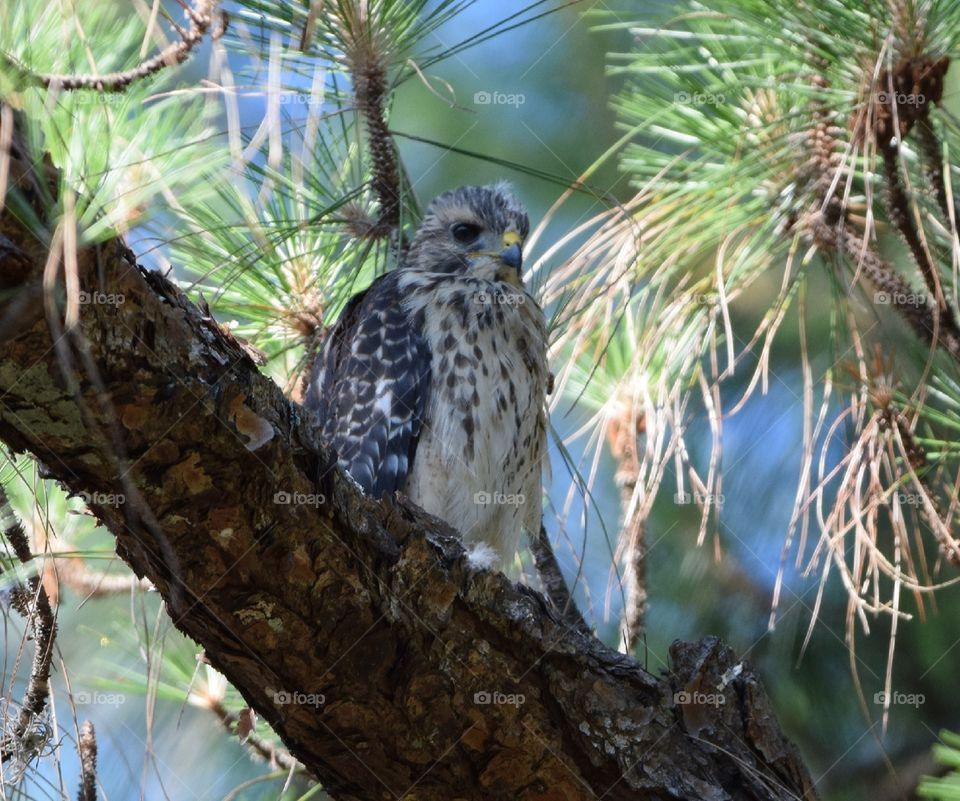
[397,272,548,562]
[400,273,547,469]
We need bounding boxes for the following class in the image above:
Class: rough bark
[0,181,816,801]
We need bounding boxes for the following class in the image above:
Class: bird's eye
[451,222,482,244]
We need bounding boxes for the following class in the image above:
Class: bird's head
[404,183,530,286]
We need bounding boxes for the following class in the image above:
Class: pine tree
[9,0,960,797]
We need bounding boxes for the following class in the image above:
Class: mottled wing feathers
[305,272,431,496]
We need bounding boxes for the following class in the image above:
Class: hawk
[305,183,548,568]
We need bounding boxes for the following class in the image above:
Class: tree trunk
[0,128,816,801]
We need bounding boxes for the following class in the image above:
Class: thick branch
[0,197,815,801]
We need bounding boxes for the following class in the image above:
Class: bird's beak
[497,232,523,285]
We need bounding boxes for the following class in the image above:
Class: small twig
[76,721,97,801]
[915,119,957,226]
[840,223,960,361]
[879,141,950,316]
[1,571,57,765]
[617,516,646,653]
[529,525,590,635]
[608,407,647,651]
[7,579,56,732]
[804,67,960,366]
[43,549,152,604]
[819,220,960,363]
[337,8,404,243]
[0,483,57,765]
[0,482,32,563]
[355,57,401,238]
[0,103,12,216]
[299,1,321,53]
[207,699,303,773]
[2,0,219,94]
[867,56,960,351]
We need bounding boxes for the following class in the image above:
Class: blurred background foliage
[4,0,960,799]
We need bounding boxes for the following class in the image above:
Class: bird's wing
[304,272,432,496]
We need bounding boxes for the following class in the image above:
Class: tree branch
[0,133,815,801]
[76,720,97,801]
[0,484,58,766]
[206,697,303,774]
[1,0,221,94]
[528,524,590,636]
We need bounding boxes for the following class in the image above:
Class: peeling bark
[0,182,816,801]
